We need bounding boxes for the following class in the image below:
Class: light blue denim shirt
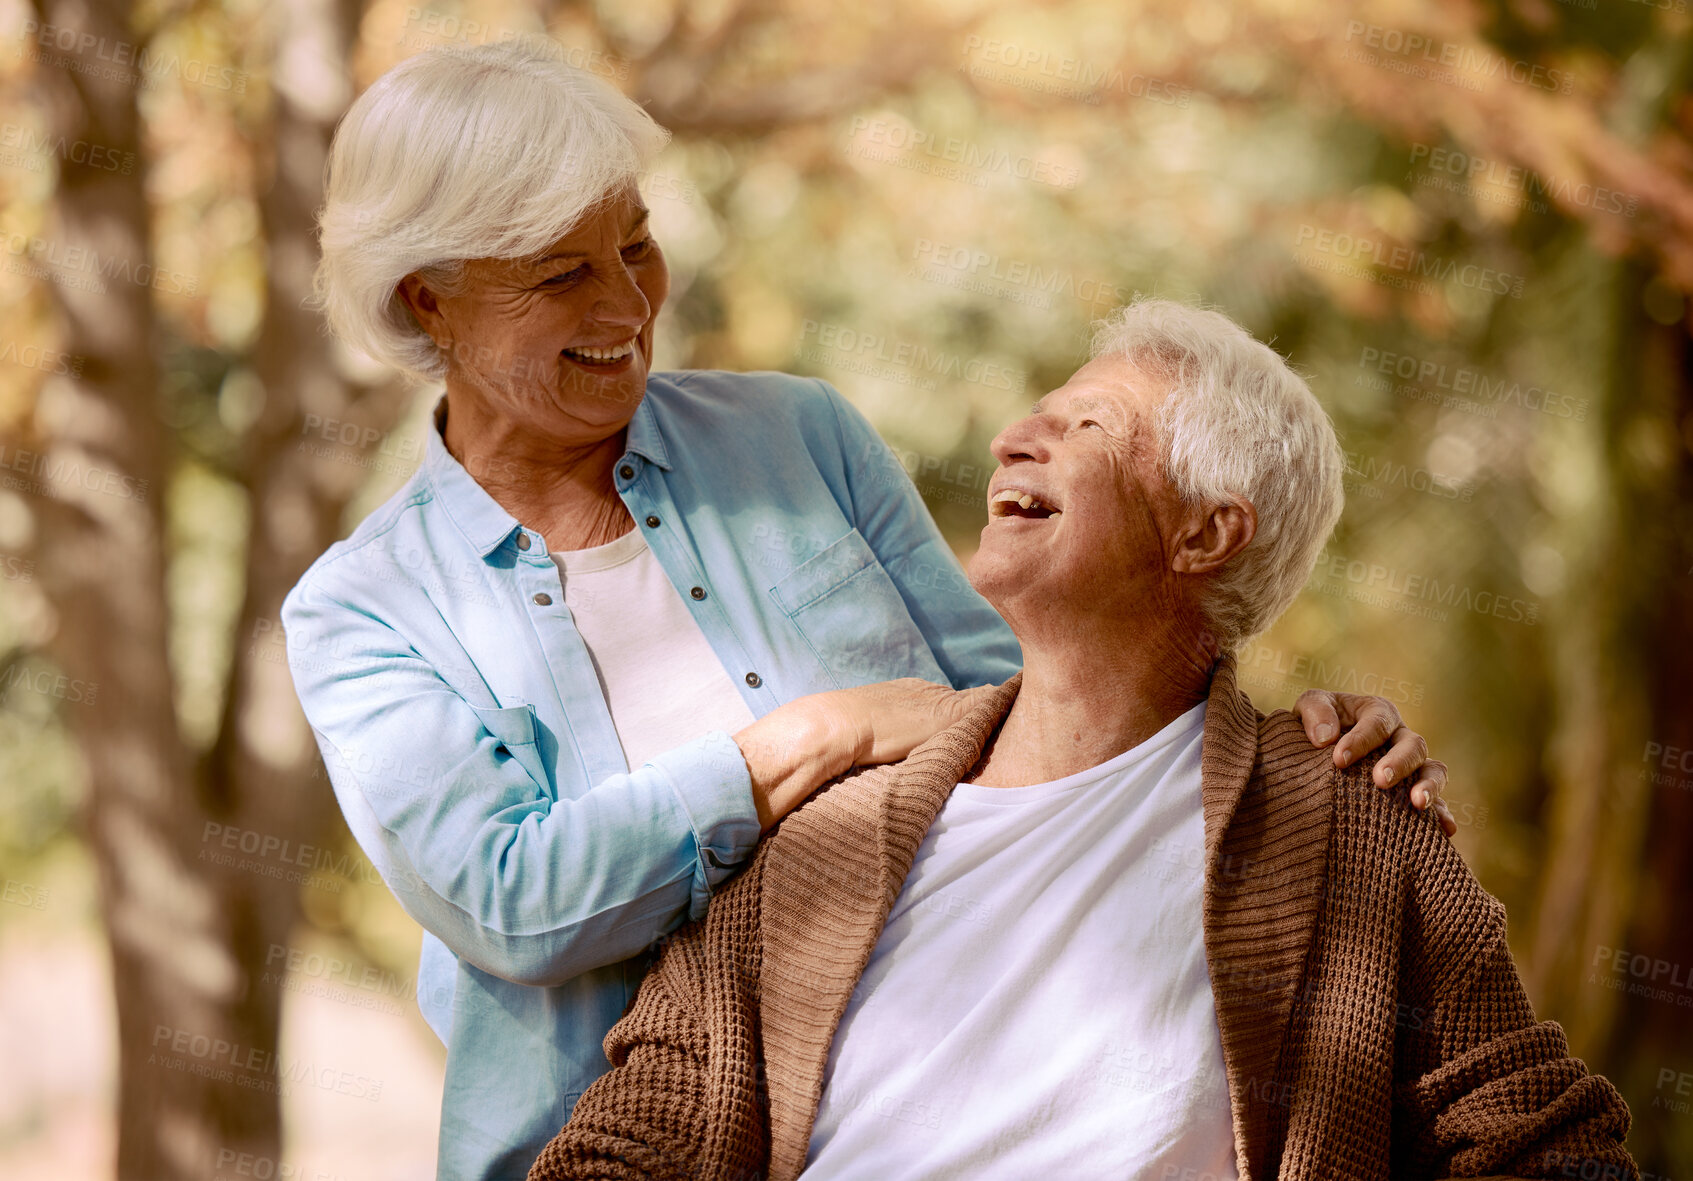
[281,370,1021,1180]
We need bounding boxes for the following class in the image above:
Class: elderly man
[527,299,1636,1181]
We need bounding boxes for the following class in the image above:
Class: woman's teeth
[563,340,636,363]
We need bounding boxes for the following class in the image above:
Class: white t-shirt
[802,701,1238,1181]
[551,527,756,772]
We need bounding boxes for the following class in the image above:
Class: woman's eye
[622,237,655,258]
[542,267,586,287]
[1079,419,1102,430]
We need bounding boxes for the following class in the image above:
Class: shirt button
[516,533,531,551]
[645,515,660,528]
[690,586,706,600]
[533,592,552,606]
[745,672,762,688]
[619,464,635,479]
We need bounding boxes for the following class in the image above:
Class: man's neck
[966,622,1216,788]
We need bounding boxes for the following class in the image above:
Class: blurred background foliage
[2,0,1692,1175]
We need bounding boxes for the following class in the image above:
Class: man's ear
[1171,497,1257,575]
[396,274,448,345]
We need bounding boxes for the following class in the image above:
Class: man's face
[418,185,669,444]
[967,355,1192,628]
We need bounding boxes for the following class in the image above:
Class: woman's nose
[590,262,652,328]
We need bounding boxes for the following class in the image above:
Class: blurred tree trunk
[1603,312,1693,1171]
[1521,257,1657,1041]
[25,0,406,1175]
[1518,36,1693,1140]
[206,0,410,1160]
[1515,253,1693,1180]
[202,0,414,1170]
[24,0,254,1175]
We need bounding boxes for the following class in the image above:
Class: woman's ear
[1171,497,1257,575]
[397,274,448,345]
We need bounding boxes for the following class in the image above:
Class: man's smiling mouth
[989,488,1062,520]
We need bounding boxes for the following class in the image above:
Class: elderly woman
[282,39,1446,1180]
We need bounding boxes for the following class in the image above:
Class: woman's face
[404,185,670,446]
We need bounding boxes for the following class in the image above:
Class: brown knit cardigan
[529,659,1636,1181]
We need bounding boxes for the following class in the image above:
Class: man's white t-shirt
[802,700,1239,1180]
[552,527,755,772]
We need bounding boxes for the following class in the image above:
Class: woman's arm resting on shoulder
[282,581,763,988]
[736,678,999,829]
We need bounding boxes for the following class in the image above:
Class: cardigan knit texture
[529,659,1637,1181]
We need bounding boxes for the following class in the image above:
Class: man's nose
[990,415,1053,465]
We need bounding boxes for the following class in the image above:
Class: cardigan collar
[754,656,1331,1181]
[756,672,1021,1179]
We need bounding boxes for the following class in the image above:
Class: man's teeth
[565,340,636,362]
[990,488,1061,517]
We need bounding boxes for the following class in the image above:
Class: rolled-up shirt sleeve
[644,730,761,919]
[282,578,761,989]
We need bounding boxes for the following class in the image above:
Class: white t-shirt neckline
[552,524,648,574]
[951,699,1208,806]
[801,697,1237,1180]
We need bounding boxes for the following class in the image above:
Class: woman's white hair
[1091,298,1345,652]
[314,39,670,380]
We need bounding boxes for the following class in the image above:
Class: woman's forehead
[467,200,652,280]
[531,204,650,262]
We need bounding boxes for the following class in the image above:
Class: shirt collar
[422,388,673,559]
[624,384,672,471]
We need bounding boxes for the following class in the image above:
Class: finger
[1293,689,1345,746]
[1433,798,1458,839]
[1333,696,1402,769]
[1410,758,1448,801]
[1371,727,1429,789]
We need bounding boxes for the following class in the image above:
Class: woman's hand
[1292,690,1455,837]
[734,679,997,830]
[820,678,1002,766]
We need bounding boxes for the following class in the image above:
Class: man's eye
[1079,419,1102,430]
[541,267,586,287]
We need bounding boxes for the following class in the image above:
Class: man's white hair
[1091,298,1345,652]
[314,39,670,380]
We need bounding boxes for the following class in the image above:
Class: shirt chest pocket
[768,528,948,689]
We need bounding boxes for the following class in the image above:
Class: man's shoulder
[1253,708,1346,786]
[1250,709,1446,846]
[1245,711,1498,995]
[761,763,904,891]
